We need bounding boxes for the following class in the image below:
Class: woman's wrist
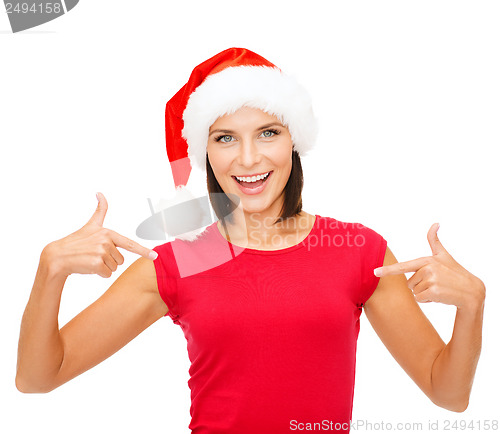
[40,243,70,284]
[457,278,485,315]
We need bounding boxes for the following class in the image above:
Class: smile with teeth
[233,171,271,184]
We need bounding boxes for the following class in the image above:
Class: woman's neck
[217,210,314,250]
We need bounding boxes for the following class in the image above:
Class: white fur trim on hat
[182,65,318,171]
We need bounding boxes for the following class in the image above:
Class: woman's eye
[260,129,279,138]
[217,135,234,143]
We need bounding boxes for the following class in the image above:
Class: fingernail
[149,250,158,260]
[374,268,382,277]
[96,192,100,202]
[436,222,440,231]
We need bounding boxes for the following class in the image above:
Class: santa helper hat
[163,47,318,242]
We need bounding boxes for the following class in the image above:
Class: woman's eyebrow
[209,128,234,136]
[209,123,284,136]
[255,122,283,131]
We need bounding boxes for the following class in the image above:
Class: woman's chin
[237,199,273,215]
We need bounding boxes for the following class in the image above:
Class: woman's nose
[237,138,262,167]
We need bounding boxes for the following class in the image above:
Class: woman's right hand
[43,192,158,279]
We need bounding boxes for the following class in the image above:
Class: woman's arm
[364,243,485,412]
[15,249,68,392]
[16,252,168,393]
[16,193,167,393]
[428,294,484,411]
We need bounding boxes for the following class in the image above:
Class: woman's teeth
[234,171,270,183]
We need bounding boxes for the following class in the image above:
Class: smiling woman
[15,46,485,434]
[152,47,485,432]
[151,48,394,432]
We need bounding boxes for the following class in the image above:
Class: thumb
[427,222,447,256]
[87,192,108,227]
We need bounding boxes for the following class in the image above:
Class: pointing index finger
[108,229,158,260]
[374,256,431,277]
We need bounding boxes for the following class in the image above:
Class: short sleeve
[152,242,181,323]
[357,224,388,307]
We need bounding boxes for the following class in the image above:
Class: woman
[15,48,485,434]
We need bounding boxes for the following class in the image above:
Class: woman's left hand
[374,223,485,311]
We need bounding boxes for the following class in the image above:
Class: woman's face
[207,106,293,216]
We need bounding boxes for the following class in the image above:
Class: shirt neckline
[212,214,321,255]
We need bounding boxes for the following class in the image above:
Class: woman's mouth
[231,171,273,195]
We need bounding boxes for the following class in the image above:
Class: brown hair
[206,149,304,226]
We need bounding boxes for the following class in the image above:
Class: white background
[1,1,499,433]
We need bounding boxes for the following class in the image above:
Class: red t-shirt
[153,214,387,434]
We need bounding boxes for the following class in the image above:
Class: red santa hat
[162,47,318,241]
